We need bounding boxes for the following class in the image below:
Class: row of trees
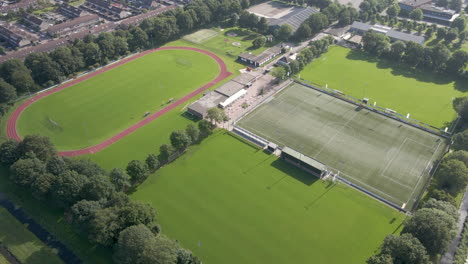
[272,36,335,79]
[295,4,359,41]
[362,30,468,76]
[0,134,201,264]
[124,119,216,190]
[0,0,267,116]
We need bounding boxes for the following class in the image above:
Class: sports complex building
[187,73,258,118]
[233,81,450,212]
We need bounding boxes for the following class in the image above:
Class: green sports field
[0,207,63,264]
[299,46,467,128]
[16,49,219,150]
[131,132,405,264]
[238,83,448,210]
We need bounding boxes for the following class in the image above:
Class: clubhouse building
[187,73,258,119]
[238,45,283,67]
[398,0,458,25]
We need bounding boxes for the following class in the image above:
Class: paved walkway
[440,189,468,264]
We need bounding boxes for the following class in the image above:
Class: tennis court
[237,82,448,210]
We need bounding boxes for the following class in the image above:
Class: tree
[10,157,45,187]
[454,97,468,122]
[362,30,390,56]
[31,172,56,199]
[409,8,423,21]
[389,41,406,61]
[386,5,400,17]
[118,201,157,230]
[370,234,430,264]
[403,208,456,256]
[177,249,201,264]
[198,120,215,138]
[295,23,312,40]
[437,27,447,39]
[113,224,157,264]
[82,174,115,201]
[404,41,425,67]
[454,129,468,151]
[97,33,116,60]
[88,207,121,246]
[0,139,20,166]
[427,189,457,206]
[158,144,174,164]
[271,66,287,80]
[110,168,131,192]
[185,123,200,143]
[140,235,179,264]
[0,78,17,103]
[49,46,84,76]
[17,134,57,162]
[276,24,293,41]
[449,0,462,11]
[70,199,103,231]
[252,36,266,48]
[446,150,468,167]
[45,156,67,175]
[0,59,37,94]
[422,198,458,221]
[452,16,466,32]
[51,170,88,206]
[446,50,468,74]
[24,52,63,86]
[177,11,194,32]
[306,13,329,34]
[145,153,160,171]
[445,28,459,42]
[430,43,451,71]
[435,159,468,195]
[113,37,129,57]
[126,160,149,184]
[257,17,269,34]
[65,158,106,177]
[206,107,228,123]
[170,130,191,151]
[128,27,149,52]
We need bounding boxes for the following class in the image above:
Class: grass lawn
[131,131,405,264]
[16,49,219,150]
[0,207,63,264]
[185,27,276,58]
[0,253,8,264]
[299,46,467,128]
[0,167,113,264]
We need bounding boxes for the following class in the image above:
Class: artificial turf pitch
[238,82,448,210]
[131,132,405,264]
[16,49,219,150]
[299,46,467,128]
[0,207,62,264]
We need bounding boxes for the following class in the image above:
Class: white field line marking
[380,138,408,176]
[314,111,359,158]
[405,140,443,205]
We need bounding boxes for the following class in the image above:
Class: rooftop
[350,21,425,44]
[282,147,327,171]
[215,81,245,97]
[232,73,256,86]
[47,14,99,34]
[188,91,228,117]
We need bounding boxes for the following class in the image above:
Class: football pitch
[299,46,467,127]
[237,83,448,210]
[15,48,220,150]
[131,132,405,264]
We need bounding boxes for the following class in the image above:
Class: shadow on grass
[345,50,466,91]
[270,159,318,186]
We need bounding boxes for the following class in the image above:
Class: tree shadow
[345,49,465,90]
[269,159,318,186]
[24,246,60,264]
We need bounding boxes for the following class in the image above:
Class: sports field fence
[293,78,455,139]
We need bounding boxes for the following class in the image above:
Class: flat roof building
[349,21,425,44]
[281,147,327,177]
[238,45,283,67]
[187,91,228,119]
[398,0,459,25]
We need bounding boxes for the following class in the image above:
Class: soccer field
[237,83,448,210]
[300,46,467,127]
[16,49,220,150]
[0,207,62,264]
[131,132,404,264]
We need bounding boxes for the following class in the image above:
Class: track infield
[237,82,448,210]
[7,47,231,156]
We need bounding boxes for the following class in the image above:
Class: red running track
[6,46,231,157]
